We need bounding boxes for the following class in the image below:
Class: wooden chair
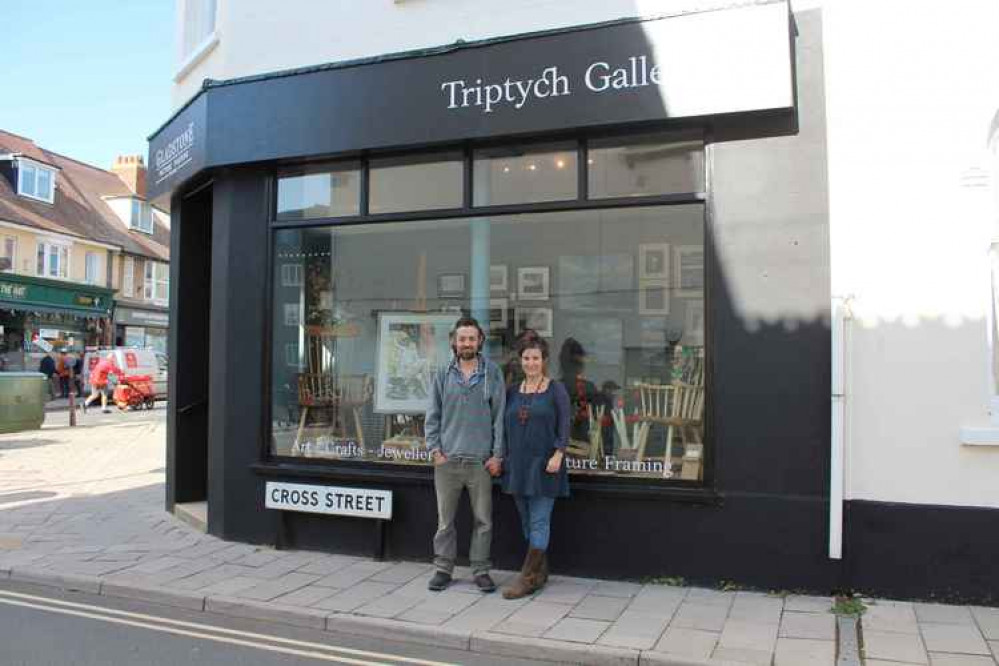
[636,347,705,478]
[293,373,372,454]
[292,331,372,453]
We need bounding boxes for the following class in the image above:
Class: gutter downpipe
[829,295,852,559]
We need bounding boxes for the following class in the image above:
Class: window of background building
[180,0,217,61]
[144,261,169,303]
[130,200,154,233]
[1,237,15,272]
[85,252,99,285]
[123,257,135,297]
[18,160,56,204]
[36,241,68,279]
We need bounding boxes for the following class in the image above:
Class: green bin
[0,372,47,433]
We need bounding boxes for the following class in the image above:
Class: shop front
[0,273,113,371]
[114,304,169,353]
[152,1,844,591]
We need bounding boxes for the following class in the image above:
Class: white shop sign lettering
[265,482,392,520]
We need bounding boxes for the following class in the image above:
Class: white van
[83,348,168,400]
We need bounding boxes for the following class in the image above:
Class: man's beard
[458,347,477,360]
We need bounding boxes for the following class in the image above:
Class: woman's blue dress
[501,381,571,498]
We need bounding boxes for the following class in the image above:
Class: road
[0,580,554,666]
[43,400,167,429]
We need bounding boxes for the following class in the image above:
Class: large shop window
[271,203,706,481]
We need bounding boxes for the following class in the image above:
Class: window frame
[17,158,57,204]
[143,260,169,305]
[35,239,70,279]
[175,0,219,81]
[130,199,155,234]
[84,251,100,285]
[123,256,135,297]
[1,236,16,273]
[263,130,713,495]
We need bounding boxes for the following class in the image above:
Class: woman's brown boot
[538,551,549,587]
[503,549,545,599]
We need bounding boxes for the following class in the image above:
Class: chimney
[111,155,147,198]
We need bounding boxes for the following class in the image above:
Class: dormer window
[17,158,57,204]
[130,199,154,233]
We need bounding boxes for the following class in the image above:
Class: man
[38,353,57,400]
[56,351,71,398]
[425,317,505,592]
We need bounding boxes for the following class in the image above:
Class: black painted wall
[166,187,212,509]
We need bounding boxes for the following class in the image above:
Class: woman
[501,331,570,599]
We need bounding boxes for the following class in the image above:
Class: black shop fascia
[149,0,843,591]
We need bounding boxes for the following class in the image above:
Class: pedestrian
[501,330,570,599]
[425,316,506,593]
[38,352,57,399]
[82,352,119,414]
[56,351,71,398]
[71,354,85,397]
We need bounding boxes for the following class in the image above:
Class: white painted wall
[172,0,759,108]
[823,0,999,507]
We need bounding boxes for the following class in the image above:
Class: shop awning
[0,274,114,318]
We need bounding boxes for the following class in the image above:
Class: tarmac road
[0,580,554,666]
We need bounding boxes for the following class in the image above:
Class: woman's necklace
[517,376,544,425]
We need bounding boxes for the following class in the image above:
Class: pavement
[0,412,997,666]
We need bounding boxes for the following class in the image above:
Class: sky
[2,2,175,171]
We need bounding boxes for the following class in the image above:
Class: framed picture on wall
[683,299,705,346]
[515,306,553,337]
[674,245,704,297]
[437,273,466,299]
[638,279,670,315]
[283,303,301,326]
[517,266,550,301]
[281,264,303,287]
[284,343,300,368]
[374,312,459,414]
[639,243,670,280]
[490,265,508,293]
[489,298,508,330]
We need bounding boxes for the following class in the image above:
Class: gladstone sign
[265,482,393,520]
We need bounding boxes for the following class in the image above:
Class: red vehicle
[112,374,156,410]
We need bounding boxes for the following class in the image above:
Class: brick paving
[0,413,997,665]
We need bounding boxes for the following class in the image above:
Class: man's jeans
[514,495,556,551]
[433,458,492,575]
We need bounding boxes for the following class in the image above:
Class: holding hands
[546,449,564,474]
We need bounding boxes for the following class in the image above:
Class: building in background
[155,0,999,600]
[0,130,171,371]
